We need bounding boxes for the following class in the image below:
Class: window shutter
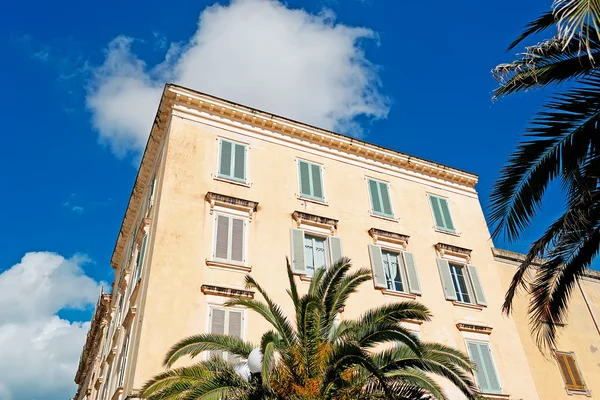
[219,140,233,178]
[117,333,130,386]
[436,258,457,300]
[210,308,226,359]
[565,354,585,390]
[438,197,455,231]
[227,310,243,363]
[467,341,490,393]
[429,196,445,229]
[368,179,382,214]
[467,265,487,306]
[402,252,421,294]
[233,143,246,181]
[556,352,586,391]
[230,218,245,263]
[215,215,230,260]
[311,163,324,200]
[135,234,148,282]
[368,245,387,288]
[556,353,575,387]
[329,236,343,265]
[379,182,393,216]
[298,161,312,197]
[290,228,306,274]
[479,343,501,393]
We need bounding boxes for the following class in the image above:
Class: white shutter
[214,215,230,260]
[402,252,421,295]
[209,308,226,359]
[368,245,387,288]
[467,265,487,306]
[227,310,243,363]
[436,258,457,300]
[230,218,245,263]
[328,236,343,266]
[290,228,306,274]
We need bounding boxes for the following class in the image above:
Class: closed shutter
[436,258,457,300]
[429,195,455,232]
[311,163,324,200]
[298,161,312,197]
[467,341,490,393]
[402,252,421,294]
[214,215,230,260]
[298,161,324,200]
[378,182,393,216]
[479,343,501,393]
[135,234,148,283]
[210,308,226,359]
[231,218,245,263]
[290,228,306,274]
[438,197,455,231]
[556,352,586,391]
[227,310,243,363]
[368,179,393,217]
[368,179,382,214]
[368,245,387,288]
[219,140,233,178]
[467,265,487,306]
[329,236,343,265]
[233,143,246,181]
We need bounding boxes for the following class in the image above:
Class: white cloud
[87,0,389,157]
[0,252,104,400]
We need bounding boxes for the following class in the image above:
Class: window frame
[448,262,475,304]
[366,177,395,219]
[211,211,249,266]
[554,351,589,394]
[297,159,326,203]
[427,194,457,233]
[217,138,249,184]
[303,233,330,278]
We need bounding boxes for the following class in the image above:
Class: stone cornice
[109,82,479,274]
[74,293,111,398]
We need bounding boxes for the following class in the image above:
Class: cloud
[87,0,389,157]
[0,252,104,400]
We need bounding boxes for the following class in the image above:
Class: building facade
[72,84,600,400]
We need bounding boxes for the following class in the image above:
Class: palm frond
[553,0,600,53]
[163,334,255,368]
[507,11,557,51]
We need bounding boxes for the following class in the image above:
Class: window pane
[382,251,404,292]
[305,235,326,277]
[304,236,315,277]
[450,265,471,303]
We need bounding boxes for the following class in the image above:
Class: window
[436,258,487,306]
[429,195,455,232]
[218,139,247,182]
[555,351,587,393]
[466,341,502,394]
[209,307,244,363]
[147,174,156,213]
[290,229,342,276]
[133,233,148,283]
[117,333,130,387]
[449,264,471,303]
[367,178,393,218]
[368,245,421,294]
[101,365,112,400]
[304,235,328,277]
[213,214,247,264]
[298,160,324,201]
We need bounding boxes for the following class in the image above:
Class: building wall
[495,255,600,399]
[127,109,540,400]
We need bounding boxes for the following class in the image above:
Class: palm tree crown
[141,258,480,400]
[491,0,600,351]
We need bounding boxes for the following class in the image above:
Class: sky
[0,0,562,398]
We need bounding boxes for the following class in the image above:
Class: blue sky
[0,0,562,398]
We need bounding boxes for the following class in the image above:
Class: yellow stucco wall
[126,112,541,400]
[495,258,600,399]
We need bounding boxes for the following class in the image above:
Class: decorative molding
[456,322,493,335]
[111,387,124,400]
[477,393,511,400]
[135,218,151,243]
[205,192,258,220]
[452,301,484,311]
[369,228,409,248]
[118,271,130,292]
[106,347,117,364]
[380,289,417,299]
[205,259,252,273]
[94,377,103,390]
[292,211,338,233]
[436,243,472,263]
[201,284,254,299]
[129,281,141,305]
[123,306,137,329]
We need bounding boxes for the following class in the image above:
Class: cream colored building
[72,84,600,400]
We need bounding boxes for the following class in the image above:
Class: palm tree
[490,0,600,352]
[141,258,479,400]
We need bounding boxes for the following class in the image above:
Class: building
[72,83,600,400]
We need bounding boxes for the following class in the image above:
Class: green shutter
[368,179,382,214]
[290,228,306,274]
[467,265,487,306]
[429,195,455,232]
[219,140,233,178]
[368,245,387,288]
[298,161,324,201]
[379,182,393,216]
[479,343,501,393]
[329,236,343,265]
[233,143,246,181]
[368,179,393,217]
[436,258,457,300]
[136,234,148,282]
[438,197,455,231]
[298,161,311,197]
[402,252,421,294]
[311,163,324,200]
[467,341,490,392]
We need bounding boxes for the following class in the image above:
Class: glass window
[304,235,327,277]
[382,250,405,292]
[449,264,472,303]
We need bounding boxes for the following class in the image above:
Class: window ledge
[451,301,484,311]
[94,377,104,389]
[380,289,417,300]
[434,227,461,236]
[213,175,251,188]
[297,196,329,206]
[111,387,124,400]
[369,212,398,223]
[566,388,590,396]
[299,274,313,282]
[206,259,251,273]
[477,392,510,400]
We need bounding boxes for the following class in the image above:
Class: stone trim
[123,307,137,329]
[369,228,409,248]
[452,301,484,311]
[380,289,417,299]
[206,192,258,220]
[456,322,493,335]
[201,284,254,299]
[205,259,252,273]
[436,243,472,262]
[292,211,338,233]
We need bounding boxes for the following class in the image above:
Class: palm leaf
[163,334,255,367]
